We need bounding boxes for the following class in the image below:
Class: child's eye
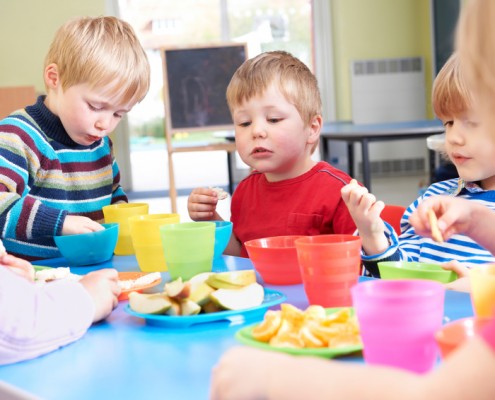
[443,120,453,127]
[267,117,282,123]
[114,113,123,119]
[88,103,101,111]
[238,121,251,127]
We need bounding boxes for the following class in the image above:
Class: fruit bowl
[378,261,457,283]
[53,223,118,266]
[244,235,305,285]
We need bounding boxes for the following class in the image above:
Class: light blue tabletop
[0,255,473,400]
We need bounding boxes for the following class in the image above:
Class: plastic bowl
[378,261,457,283]
[244,235,305,285]
[213,221,233,259]
[435,317,490,359]
[54,223,119,266]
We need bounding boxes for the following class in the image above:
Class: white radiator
[349,57,428,176]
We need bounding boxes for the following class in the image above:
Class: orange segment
[252,310,282,342]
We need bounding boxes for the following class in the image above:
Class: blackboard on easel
[161,43,247,133]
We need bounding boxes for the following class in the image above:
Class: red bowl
[244,235,305,285]
[435,317,490,359]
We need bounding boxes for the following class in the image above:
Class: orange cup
[295,234,362,307]
[470,264,495,318]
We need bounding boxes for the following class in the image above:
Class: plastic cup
[129,213,180,272]
[352,279,445,373]
[470,264,495,318]
[294,235,362,307]
[160,222,215,281]
[213,221,233,260]
[102,203,149,255]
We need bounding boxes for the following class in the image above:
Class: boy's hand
[409,196,477,242]
[62,216,105,235]
[79,269,121,323]
[341,180,387,255]
[0,253,35,281]
[442,260,471,292]
[188,188,222,221]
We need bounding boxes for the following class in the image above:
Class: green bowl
[378,261,457,283]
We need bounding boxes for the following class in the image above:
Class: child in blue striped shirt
[341,52,495,279]
[0,16,150,261]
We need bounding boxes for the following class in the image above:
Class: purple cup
[352,279,445,373]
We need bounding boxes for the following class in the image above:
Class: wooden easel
[160,44,247,213]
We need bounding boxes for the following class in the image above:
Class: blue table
[0,255,473,399]
[320,119,445,189]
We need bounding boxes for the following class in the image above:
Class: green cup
[159,222,215,281]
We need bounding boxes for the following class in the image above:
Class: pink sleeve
[481,317,495,351]
[0,267,94,365]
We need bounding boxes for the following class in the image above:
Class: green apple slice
[210,282,264,311]
[128,292,172,315]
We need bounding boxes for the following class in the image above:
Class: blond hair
[226,51,322,127]
[456,0,495,112]
[45,16,150,105]
[432,52,472,120]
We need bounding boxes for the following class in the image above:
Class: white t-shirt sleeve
[0,267,95,365]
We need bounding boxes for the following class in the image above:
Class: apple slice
[180,299,201,316]
[189,281,215,306]
[206,270,257,289]
[128,292,172,315]
[165,277,191,299]
[210,282,264,311]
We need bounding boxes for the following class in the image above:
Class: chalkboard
[161,43,247,132]
[432,0,461,74]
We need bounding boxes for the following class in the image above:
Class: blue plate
[124,288,286,329]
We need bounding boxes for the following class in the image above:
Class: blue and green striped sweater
[0,96,127,261]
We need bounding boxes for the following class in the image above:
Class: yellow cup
[129,213,180,272]
[470,264,495,318]
[102,203,149,255]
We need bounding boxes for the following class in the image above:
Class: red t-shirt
[231,161,357,257]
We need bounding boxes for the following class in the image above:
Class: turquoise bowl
[54,223,119,266]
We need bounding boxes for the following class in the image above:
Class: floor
[128,148,429,221]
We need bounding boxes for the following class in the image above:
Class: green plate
[235,308,363,359]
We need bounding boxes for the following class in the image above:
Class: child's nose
[251,121,267,138]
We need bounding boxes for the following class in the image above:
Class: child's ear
[307,114,322,144]
[44,63,60,90]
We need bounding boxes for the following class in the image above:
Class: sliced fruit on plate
[210,282,264,311]
[128,292,172,315]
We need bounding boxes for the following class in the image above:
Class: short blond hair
[432,52,472,120]
[45,16,150,105]
[226,51,322,127]
[456,0,495,112]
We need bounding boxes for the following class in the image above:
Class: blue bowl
[54,223,119,266]
[213,221,233,259]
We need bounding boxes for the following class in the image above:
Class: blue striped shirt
[362,178,495,276]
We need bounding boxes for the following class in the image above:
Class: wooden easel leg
[168,151,177,213]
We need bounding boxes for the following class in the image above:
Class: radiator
[349,57,428,176]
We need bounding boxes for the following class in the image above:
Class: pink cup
[294,235,362,307]
[352,279,445,373]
